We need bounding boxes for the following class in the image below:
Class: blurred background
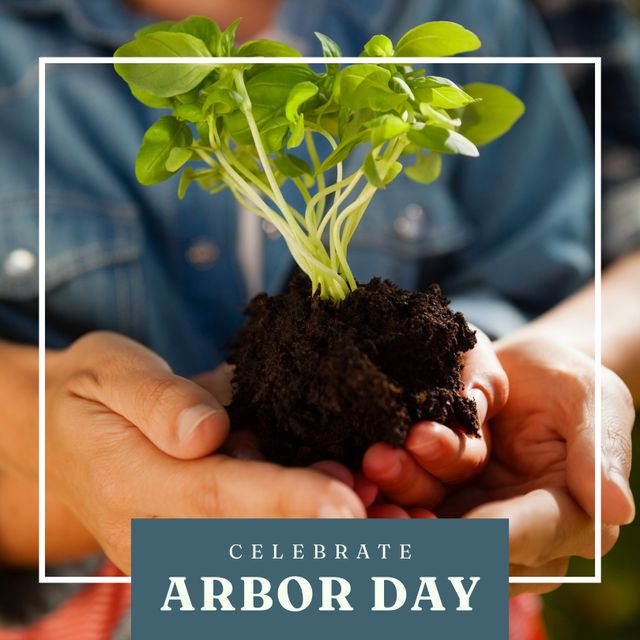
[544,419,640,640]
[539,0,640,637]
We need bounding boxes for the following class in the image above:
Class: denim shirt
[0,0,594,377]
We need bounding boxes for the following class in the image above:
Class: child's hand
[361,327,508,509]
[45,332,365,574]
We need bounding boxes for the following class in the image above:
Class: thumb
[463,326,509,422]
[565,367,635,526]
[69,332,230,459]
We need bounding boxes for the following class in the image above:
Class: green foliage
[115,33,216,97]
[116,16,525,302]
[395,21,481,57]
[135,116,192,185]
[459,82,525,145]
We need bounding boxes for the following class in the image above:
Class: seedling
[115,17,524,303]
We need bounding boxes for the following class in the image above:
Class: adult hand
[361,326,509,509]
[46,332,365,574]
[440,336,635,595]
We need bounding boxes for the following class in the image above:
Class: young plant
[115,18,524,302]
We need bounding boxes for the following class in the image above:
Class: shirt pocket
[346,177,474,290]
[0,191,146,344]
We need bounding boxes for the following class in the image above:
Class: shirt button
[394,203,426,241]
[186,239,219,269]
[3,248,36,282]
[261,220,281,240]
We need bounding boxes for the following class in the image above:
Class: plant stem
[233,71,304,238]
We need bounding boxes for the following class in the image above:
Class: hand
[361,326,509,510]
[441,336,635,595]
[45,331,365,574]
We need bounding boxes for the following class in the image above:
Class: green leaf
[317,132,368,173]
[220,19,241,55]
[339,64,391,110]
[237,39,302,57]
[135,116,193,185]
[180,166,225,197]
[371,114,410,148]
[363,34,394,57]
[367,87,407,112]
[274,153,313,177]
[391,75,415,100]
[202,87,243,113]
[315,32,342,75]
[419,103,461,129]
[169,16,222,53]
[408,124,479,157]
[363,152,384,187]
[129,85,172,109]
[175,88,200,104]
[459,82,525,146]
[178,166,194,199]
[413,76,476,109]
[173,102,205,122]
[405,152,442,183]
[255,116,292,155]
[287,117,305,149]
[395,21,481,57]
[224,65,317,153]
[285,81,319,122]
[363,153,402,188]
[195,120,210,143]
[315,32,342,58]
[165,147,192,172]
[384,161,403,185]
[134,21,176,38]
[114,32,216,98]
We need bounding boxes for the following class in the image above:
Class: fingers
[310,461,355,488]
[362,443,445,509]
[368,504,410,518]
[366,505,436,519]
[465,488,597,568]
[354,474,380,508]
[114,428,365,520]
[308,463,380,510]
[405,420,490,484]
[68,332,230,460]
[563,367,635,525]
[462,325,509,420]
[602,369,635,523]
[396,326,499,488]
[408,508,437,519]
[363,419,488,510]
[85,428,367,574]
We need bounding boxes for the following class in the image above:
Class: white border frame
[38,56,602,584]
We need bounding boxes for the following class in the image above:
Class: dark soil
[228,275,478,469]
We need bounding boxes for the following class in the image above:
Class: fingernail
[609,470,636,524]
[177,404,221,442]
[317,481,365,519]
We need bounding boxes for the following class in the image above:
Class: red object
[0,562,130,640]
[510,594,548,640]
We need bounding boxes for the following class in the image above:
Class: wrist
[0,341,64,480]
